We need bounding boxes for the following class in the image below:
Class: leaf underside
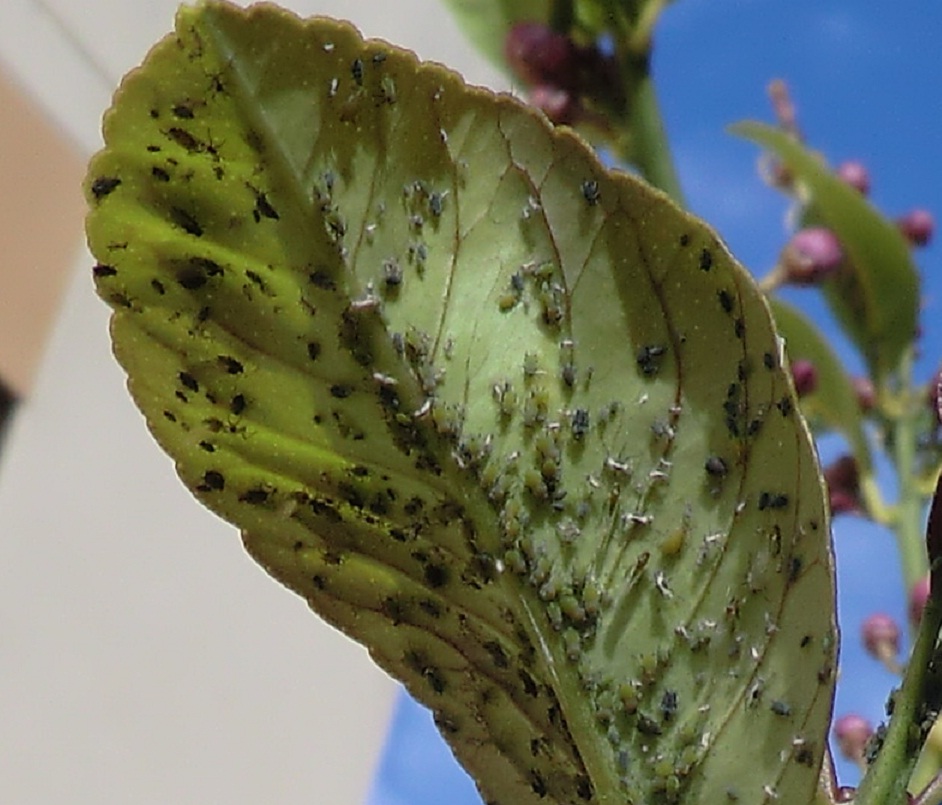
[86,3,837,804]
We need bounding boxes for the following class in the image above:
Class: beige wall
[0,2,504,802]
[0,70,84,395]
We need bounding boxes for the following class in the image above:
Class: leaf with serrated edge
[770,298,872,474]
[733,121,919,385]
[86,4,837,803]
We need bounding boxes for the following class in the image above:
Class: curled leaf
[87,3,837,803]
[733,121,919,385]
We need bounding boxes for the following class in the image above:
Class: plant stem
[629,0,671,53]
[627,72,685,206]
[893,350,929,605]
[855,596,942,804]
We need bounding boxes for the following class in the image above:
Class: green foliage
[86,2,837,803]
[769,299,872,474]
[733,122,920,387]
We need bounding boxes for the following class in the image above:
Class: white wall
[0,2,505,802]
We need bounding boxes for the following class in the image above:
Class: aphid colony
[86,20,831,802]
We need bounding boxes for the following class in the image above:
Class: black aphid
[581,179,600,205]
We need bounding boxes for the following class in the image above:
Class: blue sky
[369,3,942,802]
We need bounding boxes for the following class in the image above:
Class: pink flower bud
[834,713,873,765]
[861,613,901,673]
[780,228,844,285]
[897,208,934,247]
[836,160,871,195]
[528,84,579,125]
[852,376,876,413]
[910,575,931,627]
[505,23,577,89]
[790,359,818,397]
[824,455,863,516]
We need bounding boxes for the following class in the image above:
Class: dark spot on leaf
[576,776,593,801]
[483,640,509,669]
[178,371,199,392]
[382,596,405,625]
[310,498,343,523]
[330,384,352,399]
[176,256,223,290]
[529,770,547,797]
[92,264,117,278]
[240,488,269,505]
[151,279,166,295]
[418,599,442,618]
[699,248,713,272]
[519,669,538,697]
[218,355,243,374]
[198,470,225,491]
[307,341,321,361]
[763,352,775,370]
[796,744,815,766]
[788,556,803,583]
[424,563,449,589]
[251,188,280,221]
[172,103,194,119]
[311,574,326,590]
[91,176,121,199]
[167,127,200,151]
[734,318,745,339]
[717,290,733,314]
[404,497,424,516]
[800,635,812,648]
[636,713,662,735]
[170,207,203,237]
[777,396,794,417]
[198,441,215,452]
[758,492,789,511]
[245,270,267,291]
[309,269,336,290]
[230,394,246,415]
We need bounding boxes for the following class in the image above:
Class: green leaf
[87,3,836,803]
[732,121,919,385]
[769,298,872,474]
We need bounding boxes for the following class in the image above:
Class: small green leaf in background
[769,298,872,475]
[732,121,920,387]
[87,3,836,803]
